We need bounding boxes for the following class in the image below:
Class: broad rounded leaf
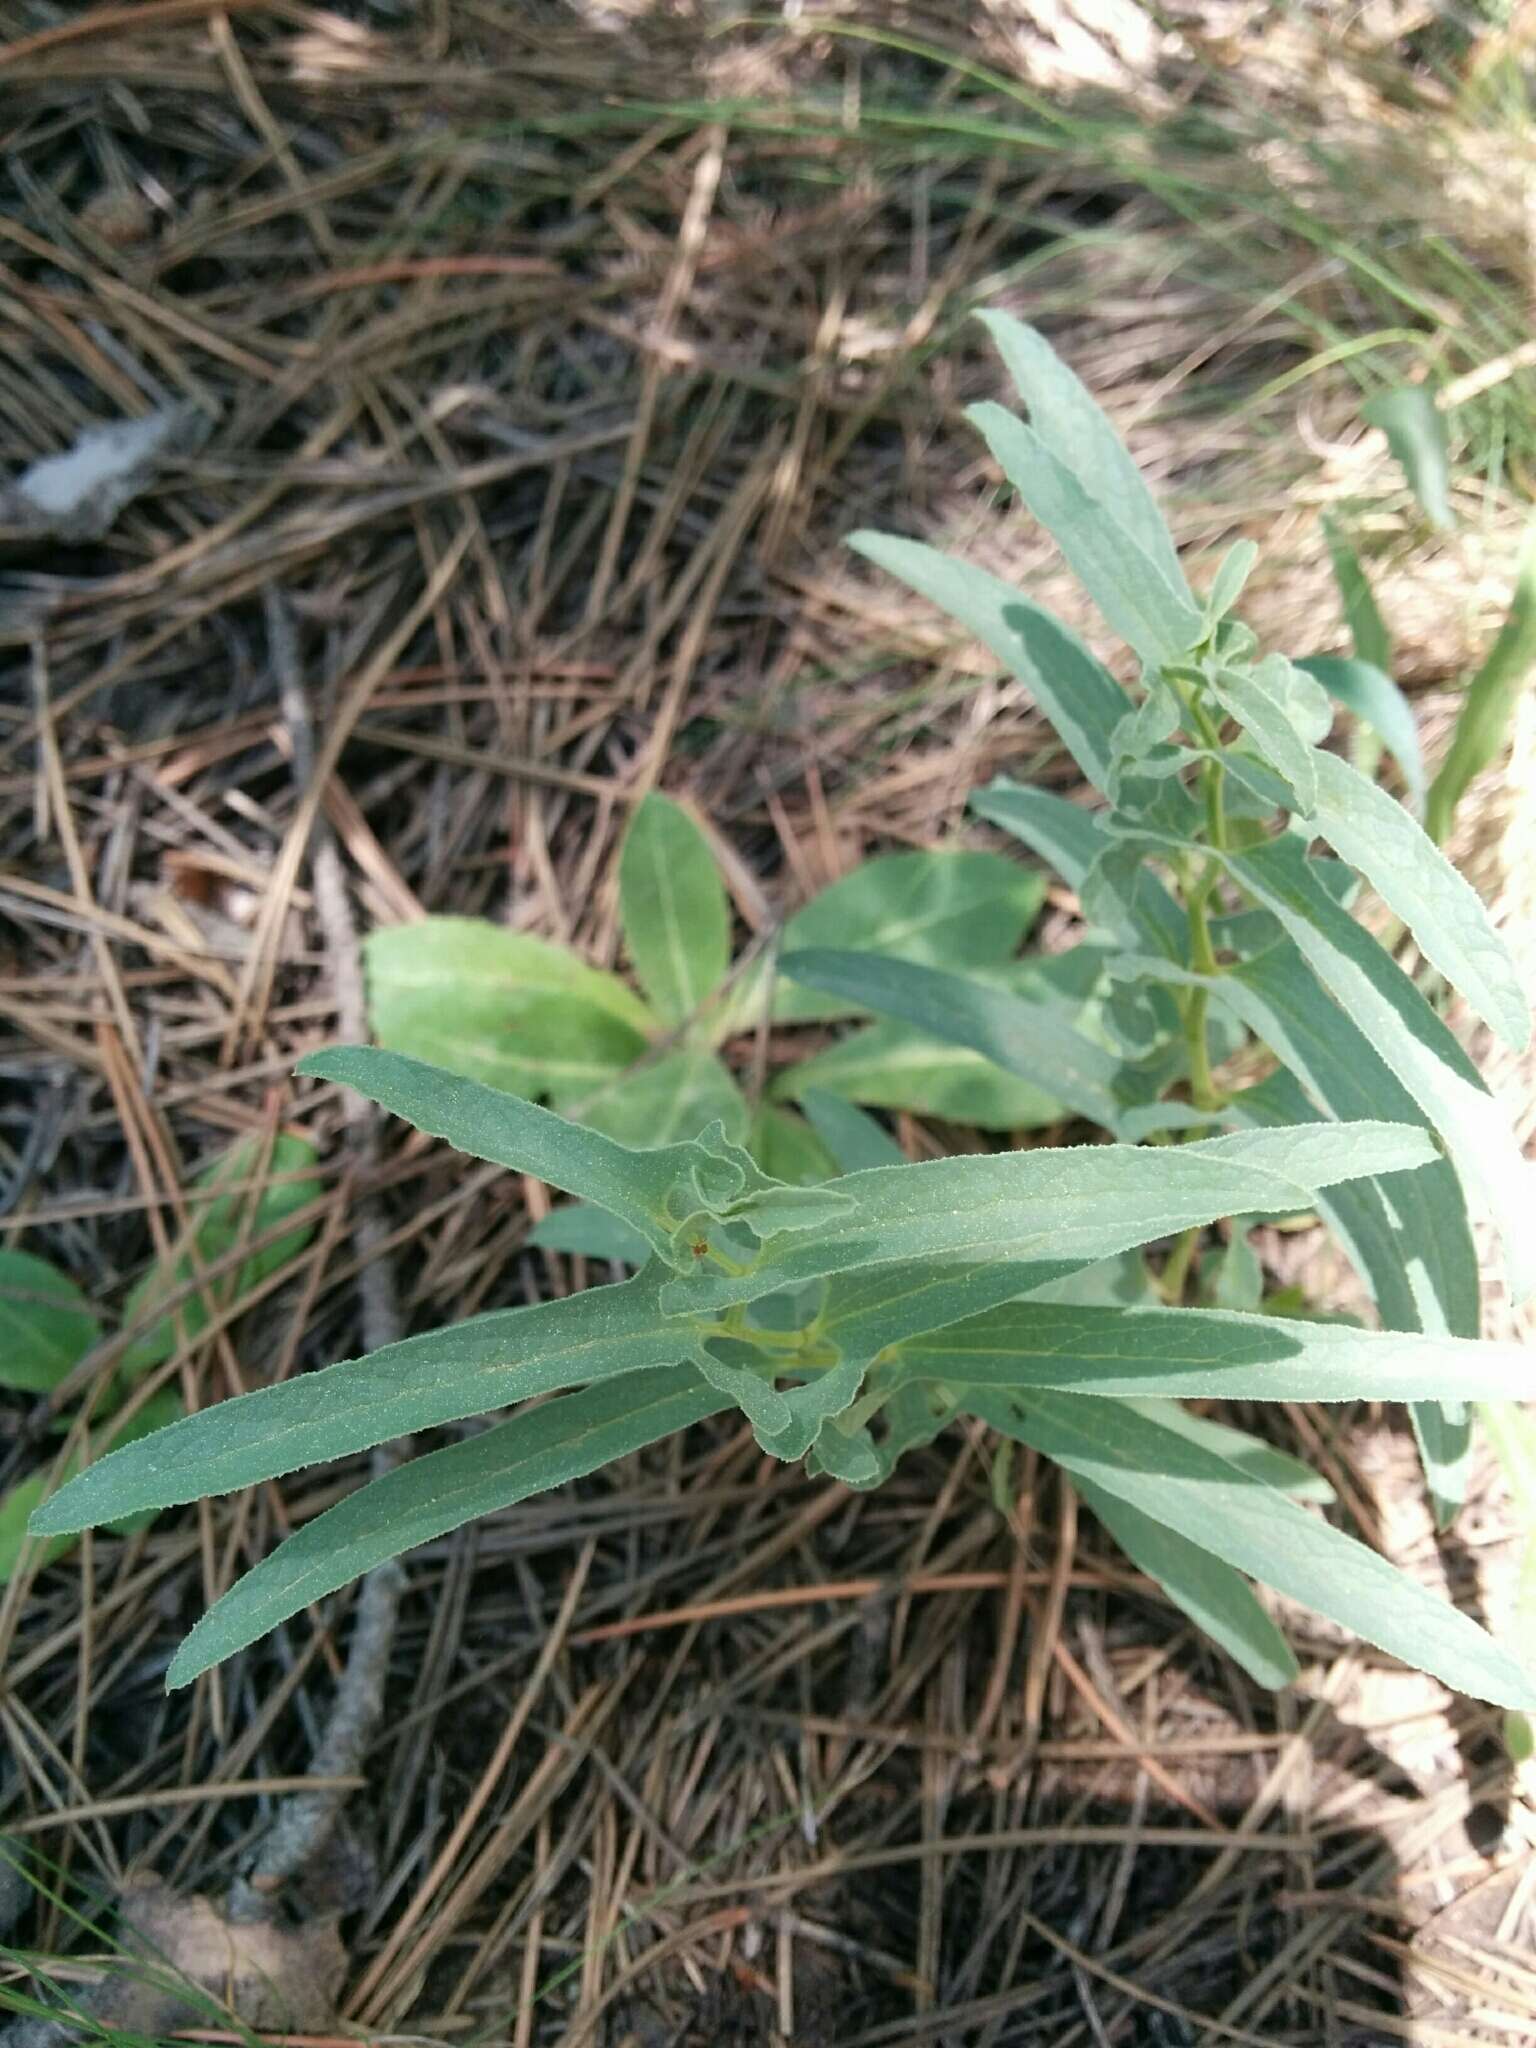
[0,1249,100,1394]
[619,794,731,1030]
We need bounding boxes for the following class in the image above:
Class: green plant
[31,317,1536,1707]
[3,1132,321,1581]
[364,815,1063,1147]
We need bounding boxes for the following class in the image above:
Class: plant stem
[1160,1226,1200,1306]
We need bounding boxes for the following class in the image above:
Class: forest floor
[4,3,1536,2042]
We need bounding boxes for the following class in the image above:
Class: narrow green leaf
[969,778,1107,891]
[619,793,731,1030]
[1322,516,1393,675]
[365,916,654,1100]
[1205,539,1259,623]
[0,1249,100,1394]
[976,310,1191,600]
[748,1105,838,1186]
[967,401,1205,665]
[165,1366,731,1685]
[1205,1231,1264,1312]
[298,1046,780,1271]
[774,851,1045,1023]
[1308,748,1528,1049]
[1213,941,1480,1341]
[1074,1478,1299,1689]
[973,1390,1536,1707]
[1295,657,1425,812]
[849,533,1128,789]
[665,1126,1427,1318]
[1205,657,1323,813]
[778,1016,1063,1132]
[1120,1400,1334,1502]
[120,1134,322,1379]
[31,1267,699,1536]
[890,1299,1536,1405]
[527,1204,650,1267]
[779,950,1129,1129]
[1364,385,1452,531]
[1223,836,1536,1297]
[1411,1402,1474,1529]
[1425,518,1536,847]
[799,1090,905,1173]
[577,1050,750,1148]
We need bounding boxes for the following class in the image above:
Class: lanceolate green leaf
[32,1267,701,1536]
[1322,515,1393,675]
[1363,385,1452,531]
[799,1089,905,1173]
[888,1298,1536,1404]
[297,1046,811,1272]
[1222,836,1536,1299]
[969,778,1108,890]
[976,310,1192,601]
[1308,748,1528,1050]
[1425,520,1536,847]
[666,1125,1434,1317]
[967,401,1204,665]
[0,1249,100,1395]
[619,794,731,1031]
[164,1367,732,1688]
[1204,658,1321,813]
[1074,1478,1299,1689]
[1212,942,1480,1341]
[848,534,1127,790]
[1296,657,1425,812]
[973,1390,1536,1708]
[774,851,1045,1024]
[780,950,1131,1129]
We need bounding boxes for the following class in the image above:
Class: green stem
[1160,1227,1200,1306]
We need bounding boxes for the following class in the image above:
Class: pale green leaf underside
[892,1299,1536,1404]
[665,1124,1434,1316]
[848,533,1127,790]
[1075,1477,1299,1689]
[967,401,1204,666]
[1296,656,1424,811]
[975,1390,1536,1708]
[976,310,1192,602]
[1307,748,1528,1050]
[1223,837,1536,1299]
